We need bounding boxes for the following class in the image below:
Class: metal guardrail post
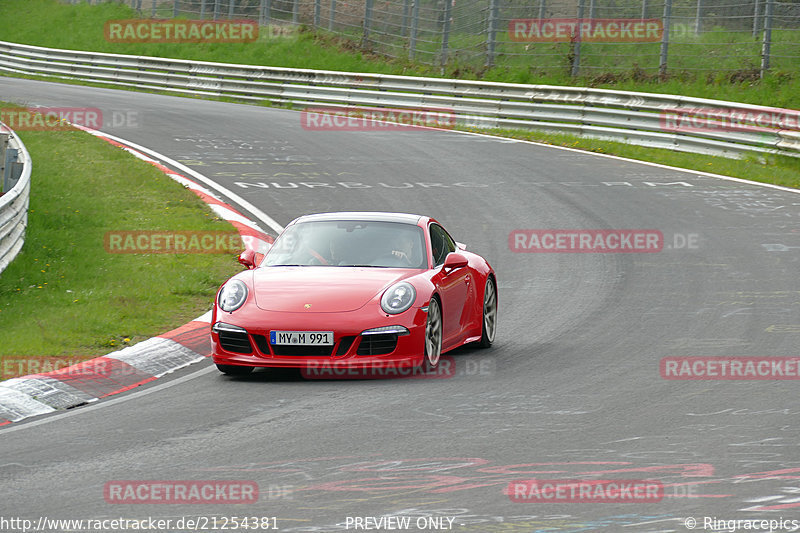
[760,0,773,78]
[0,133,7,194]
[4,147,20,192]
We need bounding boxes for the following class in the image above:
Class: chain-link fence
[67,0,800,77]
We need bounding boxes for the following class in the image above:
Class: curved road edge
[0,128,277,426]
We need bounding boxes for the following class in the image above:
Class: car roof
[292,212,427,226]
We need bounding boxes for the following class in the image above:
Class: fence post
[402,0,411,36]
[641,0,648,19]
[314,0,321,27]
[659,0,671,76]
[293,0,299,24]
[571,0,584,77]
[363,0,374,46]
[329,0,336,30]
[440,0,452,68]
[261,0,269,25]
[173,0,179,17]
[200,0,207,19]
[409,0,420,60]
[588,0,596,20]
[752,0,761,38]
[151,0,157,16]
[760,0,773,77]
[538,0,546,19]
[486,0,499,67]
[694,0,703,34]
[214,0,220,20]
[229,0,235,18]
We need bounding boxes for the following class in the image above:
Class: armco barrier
[0,120,31,276]
[1,40,799,159]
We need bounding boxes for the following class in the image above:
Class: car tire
[424,297,443,370]
[216,364,254,376]
[477,277,497,348]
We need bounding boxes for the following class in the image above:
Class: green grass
[0,106,242,362]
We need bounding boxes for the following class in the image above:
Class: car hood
[251,267,416,312]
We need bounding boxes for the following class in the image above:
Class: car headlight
[380,282,416,315]
[218,280,248,312]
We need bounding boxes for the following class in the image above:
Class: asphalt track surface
[1,77,800,533]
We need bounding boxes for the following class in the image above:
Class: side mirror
[443,252,468,271]
[238,249,256,269]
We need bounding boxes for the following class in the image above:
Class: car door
[429,223,471,345]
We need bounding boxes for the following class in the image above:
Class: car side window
[430,224,456,266]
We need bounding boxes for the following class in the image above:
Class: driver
[390,233,416,266]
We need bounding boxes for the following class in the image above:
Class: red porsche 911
[211,212,496,376]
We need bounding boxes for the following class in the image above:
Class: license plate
[270,330,334,346]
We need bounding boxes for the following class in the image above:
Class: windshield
[262,220,427,268]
